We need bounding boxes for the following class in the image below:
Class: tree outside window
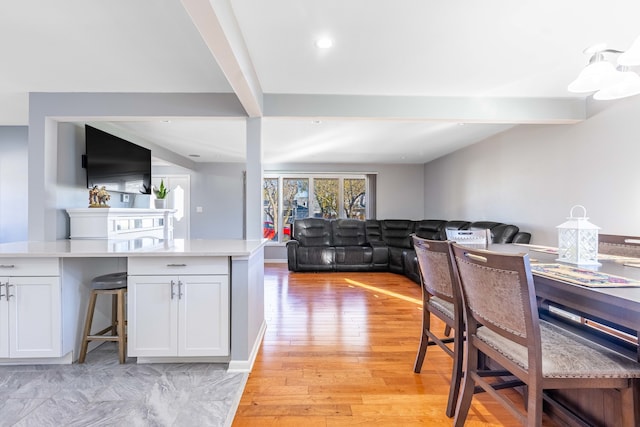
[263,178,278,241]
[282,178,308,242]
[313,178,339,218]
[343,178,366,219]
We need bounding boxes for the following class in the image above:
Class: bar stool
[78,272,128,364]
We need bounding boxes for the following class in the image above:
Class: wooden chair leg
[620,383,639,427]
[413,313,431,373]
[78,291,98,363]
[454,340,478,427]
[117,289,126,364]
[446,328,463,418]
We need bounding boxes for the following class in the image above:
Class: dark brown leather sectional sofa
[286,218,531,283]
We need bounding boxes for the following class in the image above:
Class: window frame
[263,173,368,244]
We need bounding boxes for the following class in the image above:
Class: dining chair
[445,229,490,249]
[411,235,463,417]
[450,243,640,426]
[598,233,640,258]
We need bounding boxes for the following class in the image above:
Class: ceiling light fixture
[568,36,640,100]
[314,37,333,49]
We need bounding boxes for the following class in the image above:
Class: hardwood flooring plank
[232,264,557,426]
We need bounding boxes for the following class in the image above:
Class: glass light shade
[618,35,640,66]
[557,205,600,266]
[594,71,640,100]
[568,61,618,93]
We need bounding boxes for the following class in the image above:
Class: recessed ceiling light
[315,37,333,49]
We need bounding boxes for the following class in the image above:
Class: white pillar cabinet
[127,257,230,358]
[0,258,62,359]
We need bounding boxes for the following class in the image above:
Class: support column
[245,118,263,240]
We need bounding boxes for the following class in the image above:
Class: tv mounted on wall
[83,125,152,194]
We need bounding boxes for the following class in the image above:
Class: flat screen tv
[84,125,152,194]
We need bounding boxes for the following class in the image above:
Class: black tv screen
[85,125,151,194]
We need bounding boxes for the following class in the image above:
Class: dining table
[488,243,640,425]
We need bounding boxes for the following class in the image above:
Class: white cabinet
[127,257,229,358]
[0,258,61,358]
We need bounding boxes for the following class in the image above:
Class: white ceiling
[3,0,640,164]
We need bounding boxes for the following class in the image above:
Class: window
[263,174,371,243]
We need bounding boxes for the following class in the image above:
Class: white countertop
[0,238,267,258]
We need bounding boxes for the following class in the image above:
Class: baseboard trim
[228,319,267,373]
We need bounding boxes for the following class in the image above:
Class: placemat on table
[530,263,640,288]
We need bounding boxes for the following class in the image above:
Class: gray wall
[423,96,640,246]
[191,163,245,239]
[0,126,28,243]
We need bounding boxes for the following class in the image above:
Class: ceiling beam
[264,95,586,124]
[181,0,263,117]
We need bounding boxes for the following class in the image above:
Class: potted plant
[153,179,170,209]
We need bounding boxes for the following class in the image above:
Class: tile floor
[0,343,247,427]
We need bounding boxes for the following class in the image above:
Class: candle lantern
[556,205,600,266]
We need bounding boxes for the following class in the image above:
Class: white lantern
[556,205,600,266]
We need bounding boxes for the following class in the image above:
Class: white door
[178,275,229,357]
[0,278,8,357]
[8,276,61,358]
[128,275,178,357]
[152,175,190,240]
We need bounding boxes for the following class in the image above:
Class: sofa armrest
[512,232,531,244]
[286,240,300,271]
[369,240,389,264]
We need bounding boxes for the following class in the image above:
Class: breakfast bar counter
[0,238,267,372]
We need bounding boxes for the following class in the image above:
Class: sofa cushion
[365,220,383,243]
[335,246,373,265]
[295,246,335,271]
[294,218,333,247]
[490,224,520,244]
[381,220,415,249]
[414,220,447,240]
[332,218,367,246]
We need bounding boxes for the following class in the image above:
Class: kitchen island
[0,238,266,372]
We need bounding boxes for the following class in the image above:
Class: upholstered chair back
[451,244,537,348]
[413,236,456,302]
[598,234,640,258]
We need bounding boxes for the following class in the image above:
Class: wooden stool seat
[78,272,127,364]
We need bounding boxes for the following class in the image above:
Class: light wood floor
[233,264,556,426]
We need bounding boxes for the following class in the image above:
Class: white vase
[154,199,167,209]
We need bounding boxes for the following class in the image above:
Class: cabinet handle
[6,283,14,301]
[170,280,176,300]
[178,281,183,299]
[166,263,187,267]
[0,264,15,268]
[0,282,5,300]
